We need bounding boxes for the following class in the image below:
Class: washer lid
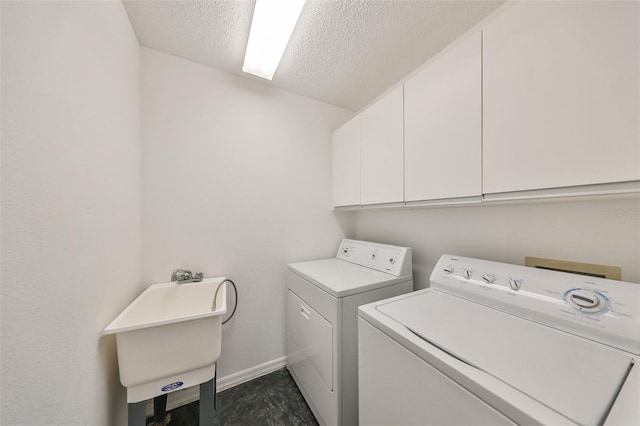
[288,258,412,298]
[376,290,634,425]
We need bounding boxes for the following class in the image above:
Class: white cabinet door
[483,1,640,194]
[360,86,404,205]
[332,115,360,207]
[404,32,482,202]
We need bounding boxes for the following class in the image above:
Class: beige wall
[1,2,141,424]
[140,47,354,380]
[355,197,640,289]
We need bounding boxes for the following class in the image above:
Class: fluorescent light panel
[243,0,306,80]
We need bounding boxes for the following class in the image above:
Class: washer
[287,239,413,426]
[358,254,640,425]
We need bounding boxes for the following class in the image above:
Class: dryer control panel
[431,254,640,355]
[337,239,412,277]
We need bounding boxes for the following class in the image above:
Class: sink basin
[104,277,227,402]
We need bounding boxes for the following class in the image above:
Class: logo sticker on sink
[161,381,183,392]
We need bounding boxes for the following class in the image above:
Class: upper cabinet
[404,32,482,203]
[360,86,404,205]
[332,115,361,207]
[332,1,639,209]
[482,1,640,194]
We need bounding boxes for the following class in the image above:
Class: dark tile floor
[147,368,318,426]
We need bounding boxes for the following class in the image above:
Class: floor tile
[147,368,318,426]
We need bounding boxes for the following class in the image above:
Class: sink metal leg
[200,377,216,425]
[214,366,217,410]
[128,400,146,426]
[154,393,168,424]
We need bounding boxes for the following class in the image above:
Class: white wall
[355,197,640,289]
[1,2,141,425]
[141,48,354,379]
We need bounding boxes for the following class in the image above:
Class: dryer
[358,254,640,425]
[287,239,413,426]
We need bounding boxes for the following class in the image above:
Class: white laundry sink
[104,277,227,402]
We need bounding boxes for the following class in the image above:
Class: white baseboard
[145,356,288,416]
[217,356,287,392]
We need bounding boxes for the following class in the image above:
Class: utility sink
[104,277,227,403]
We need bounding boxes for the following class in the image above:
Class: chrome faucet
[171,269,204,283]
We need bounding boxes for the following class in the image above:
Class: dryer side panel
[341,280,413,426]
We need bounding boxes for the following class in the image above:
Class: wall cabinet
[332,1,639,209]
[404,32,482,203]
[360,86,404,205]
[331,115,361,207]
[482,1,640,194]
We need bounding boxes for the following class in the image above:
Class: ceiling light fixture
[242,0,306,80]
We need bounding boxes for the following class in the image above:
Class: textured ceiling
[123,0,504,111]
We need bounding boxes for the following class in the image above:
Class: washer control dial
[509,278,523,291]
[482,274,496,284]
[443,265,454,274]
[565,289,607,313]
[463,269,473,279]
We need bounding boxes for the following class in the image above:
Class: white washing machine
[287,239,413,426]
[359,254,640,425]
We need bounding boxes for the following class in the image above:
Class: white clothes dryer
[287,239,413,426]
[358,254,640,425]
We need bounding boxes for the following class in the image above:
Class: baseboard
[217,356,287,392]
[145,356,288,416]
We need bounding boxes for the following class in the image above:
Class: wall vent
[525,256,621,280]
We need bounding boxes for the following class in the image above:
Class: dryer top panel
[288,258,412,298]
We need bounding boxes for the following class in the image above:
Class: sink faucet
[171,269,204,283]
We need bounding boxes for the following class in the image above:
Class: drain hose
[213,279,238,325]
